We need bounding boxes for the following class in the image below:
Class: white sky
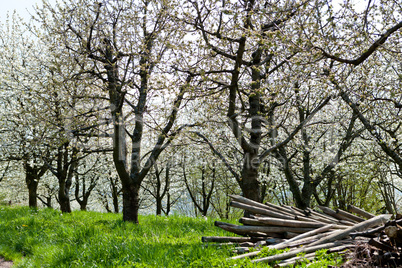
[0,0,55,23]
[0,0,369,23]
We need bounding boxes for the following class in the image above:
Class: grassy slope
[0,206,342,267]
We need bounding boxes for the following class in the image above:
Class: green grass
[0,206,343,267]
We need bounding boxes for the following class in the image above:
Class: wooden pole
[252,241,343,263]
[245,216,326,228]
[202,236,266,243]
[318,206,357,224]
[230,201,295,220]
[308,214,392,247]
[230,227,336,261]
[283,224,335,243]
[277,252,317,267]
[336,208,365,222]
[347,204,375,219]
[229,195,297,217]
[309,209,342,224]
[216,221,315,234]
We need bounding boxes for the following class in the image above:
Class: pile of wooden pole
[202,195,395,266]
[343,217,402,267]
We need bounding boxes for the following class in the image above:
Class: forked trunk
[59,193,71,213]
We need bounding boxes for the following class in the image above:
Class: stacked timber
[343,216,402,267]
[202,195,395,266]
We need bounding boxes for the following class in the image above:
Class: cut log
[229,195,297,218]
[308,214,392,247]
[339,220,355,226]
[312,209,343,223]
[284,205,308,217]
[234,247,249,254]
[327,244,356,253]
[318,206,357,224]
[230,237,313,260]
[239,242,255,247]
[350,225,386,239]
[230,228,336,261]
[347,204,375,219]
[214,221,265,236]
[289,206,308,216]
[230,201,295,220]
[284,224,335,244]
[202,236,267,243]
[336,208,365,223]
[252,241,343,263]
[251,216,326,229]
[277,252,317,267]
[216,221,315,234]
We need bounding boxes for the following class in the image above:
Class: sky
[0,0,55,23]
[0,0,369,24]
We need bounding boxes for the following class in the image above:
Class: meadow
[0,206,342,267]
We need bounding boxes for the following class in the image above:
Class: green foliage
[0,206,343,267]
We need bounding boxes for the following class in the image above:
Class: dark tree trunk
[58,179,72,213]
[156,197,162,216]
[240,152,261,203]
[27,178,39,208]
[80,203,87,211]
[122,183,140,223]
[112,187,120,214]
[165,193,171,216]
[24,161,47,208]
[55,144,77,214]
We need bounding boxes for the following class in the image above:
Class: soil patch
[0,257,12,268]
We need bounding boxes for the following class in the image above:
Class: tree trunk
[112,189,119,213]
[79,198,88,211]
[25,167,39,208]
[122,183,140,223]
[166,192,171,216]
[240,153,261,203]
[156,197,162,216]
[24,161,47,208]
[59,180,72,213]
[28,181,38,208]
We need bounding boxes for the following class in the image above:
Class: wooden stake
[318,206,357,224]
[336,208,365,222]
[230,201,295,220]
[347,204,375,219]
[248,216,327,228]
[308,214,392,247]
[202,236,267,243]
[252,241,343,263]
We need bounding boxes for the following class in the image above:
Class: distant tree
[36,0,194,221]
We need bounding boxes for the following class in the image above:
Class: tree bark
[240,152,261,203]
[24,161,47,208]
[122,183,140,223]
[27,177,39,208]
